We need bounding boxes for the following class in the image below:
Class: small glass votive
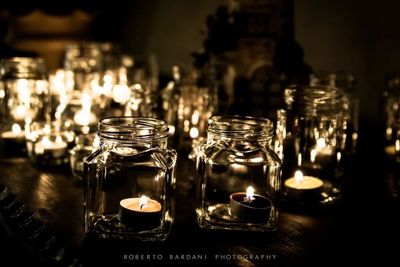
[69,133,99,180]
[196,116,281,232]
[282,86,346,207]
[26,122,75,165]
[84,117,177,241]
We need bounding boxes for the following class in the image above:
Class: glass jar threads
[282,85,346,206]
[195,116,282,232]
[0,57,49,156]
[84,117,177,241]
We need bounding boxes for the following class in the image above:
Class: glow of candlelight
[294,170,304,183]
[139,195,148,210]
[246,186,255,202]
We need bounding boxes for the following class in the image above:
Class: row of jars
[82,90,348,241]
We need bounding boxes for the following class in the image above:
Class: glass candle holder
[84,117,177,241]
[196,116,282,232]
[69,133,100,180]
[0,57,49,156]
[282,86,346,206]
[383,75,400,161]
[310,72,359,155]
[26,122,75,165]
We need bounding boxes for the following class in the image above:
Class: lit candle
[119,195,162,229]
[315,138,333,156]
[284,170,323,201]
[229,186,271,223]
[384,140,400,156]
[73,94,97,126]
[34,136,68,158]
[1,124,25,140]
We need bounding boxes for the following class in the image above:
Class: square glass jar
[84,117,177,241]
[196,116,282,232]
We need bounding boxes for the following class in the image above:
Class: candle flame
[139,195,148,210]
[42,136,52,148]
[74,93,94,126]
[316,138,326,149]
[189,127,199,139]
[11,124,22,135]
[246,186,255,202]
[310,149,317,163]
[336,152,342,162]
[294,170,304,183]
[297,153,302,166]
[396,140,400,152]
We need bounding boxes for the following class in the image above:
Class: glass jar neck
[98,117,169,148]
[207,116,274,142]
[310,72,356,92]
[285,85,346,117]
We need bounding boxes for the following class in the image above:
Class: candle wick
[140,204,145,210]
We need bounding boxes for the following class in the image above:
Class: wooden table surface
[0,137,399,267]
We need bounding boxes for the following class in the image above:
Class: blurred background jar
[383,74,400,161]
[162,65,218,153]
[0,57,49,156]
[282,85,347,207]
[26,121,75,165]
[69,133,99,181]
[310,72,359,156]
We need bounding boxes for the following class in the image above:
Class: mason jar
[0,57,49,156]
[282,85,346,206]
[84,117,177,241]
[196,116,282,232]
[310,72,358,154]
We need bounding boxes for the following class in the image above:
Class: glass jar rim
[207,115,274,139]
[98,116,169,141]
[0,57,47,79]
[285,85,346,104]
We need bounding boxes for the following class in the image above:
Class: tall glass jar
[282,85,346,206]
[383,74,400,160]
[0,57,49,156]
[84,117,177,241]
[310,72,358,154]
[196,116,281,232]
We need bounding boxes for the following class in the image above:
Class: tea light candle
[229,186,271,223]
[119,195,162,229]
[34,136,68,158]
[284,170,323,201]
[1,124,25,140]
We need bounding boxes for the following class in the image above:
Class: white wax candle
[284,170,323,201]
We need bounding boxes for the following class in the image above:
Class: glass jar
[162,67,217,151]
[196,116,281,232]
[69,133,100,180]
[0,57,49,156]
[282,85,346,206]
[310,72,358,154]
[26,121,75,165]
[383,74,400,161]
[84,117,177,241]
